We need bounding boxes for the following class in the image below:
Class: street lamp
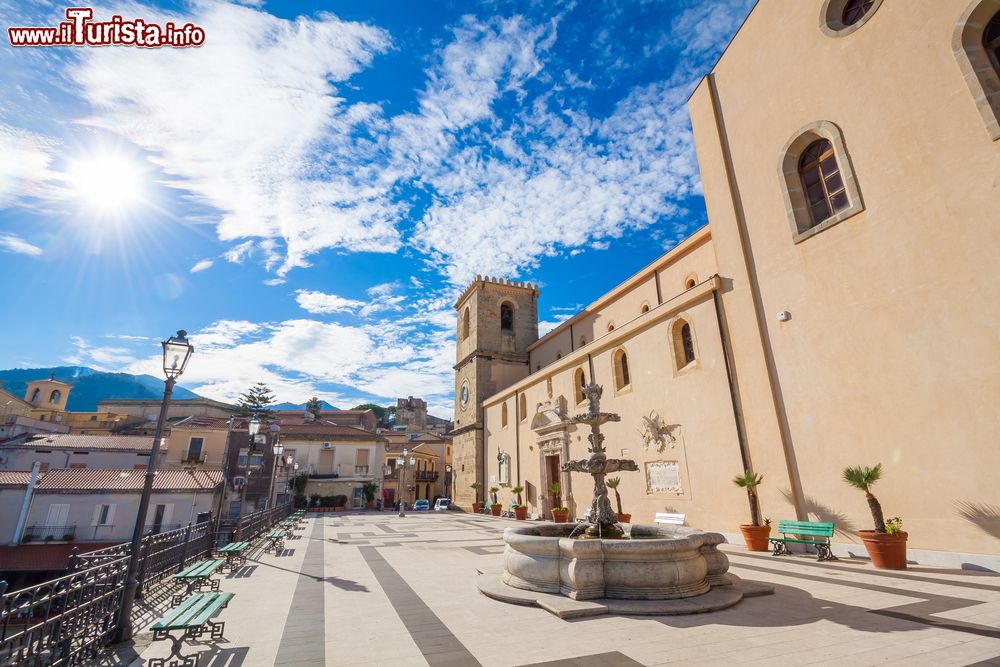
[398,448,408,517]
[115,330,193,642]
[234,415,264,539]
[266,430,283,510]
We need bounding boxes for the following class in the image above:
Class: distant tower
[396,396,428,432]
[24,377,71,421]
[452,277,539,508]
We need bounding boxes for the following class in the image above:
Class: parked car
[413,499,430,511]
[433,498,452,511]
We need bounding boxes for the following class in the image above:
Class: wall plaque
[646,460,682,494]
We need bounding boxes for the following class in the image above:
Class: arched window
[501,402,508,427]
[842,0,875,25]
[30,388,41,403]
[607,322,615,332]
[461,307,470,341]
[640,303,650,314]
[613,349,631,391]
[685,275,697,289]
[519,394,527,422]
[579,336,587,347]
[954,2,1000,140]
[500,303,514,332]
[574,368,586,404]
[672,318,697,371]
[800,139,848,227]
[820,0,883,37]
[779,121,864,241]
[50,390,61,403]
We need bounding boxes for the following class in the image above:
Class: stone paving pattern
[130,513,1000,666]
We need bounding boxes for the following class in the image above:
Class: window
[820,0,882,37]
[607,322,615,332]
[250,454,264,467]
[355,448,370,474]
[461,307,470,341]
[93,504,116,526]
[500,303,514,332]
[89,415,97,421]
[574,368,587,404]
[640,303,650,314]
[519,394,527,422]
[30,388,40,403]
[842,0,874,25]
[613,349,631,391]
[238,448,248,467]
[579,336,586,347]
[672,318,698,371]
[501,402,508,427]
[187,437,204,462]
[954,2,1000,140]
[49,390,61,403]
[779,121,864,241]
[685,275,698,289]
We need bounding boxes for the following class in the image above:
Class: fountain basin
[502,523,731,600]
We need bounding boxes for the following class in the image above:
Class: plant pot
[616,513,631,523]
[739,524,772,551]
[490,504,503,516]
[551,508,571,523]
[858,530,908,569]
[514,506,528,520]
[472,502,483,513]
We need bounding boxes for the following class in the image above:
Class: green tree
[237,382,276,419]
[305,396,323,419]
[353,403,387,422]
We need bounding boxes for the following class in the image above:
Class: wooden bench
[769,520,838,561]
[150,591,234,667]
[654,513,686,525]
[217,541,250,572]
[171,559,224,606]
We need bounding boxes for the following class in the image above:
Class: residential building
[382,431,451,501]
[454,0,1000,569]
[382,441,440,508]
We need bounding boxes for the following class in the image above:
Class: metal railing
[415,471,440,482]
[0,503,293,665]
[21,526,76,542]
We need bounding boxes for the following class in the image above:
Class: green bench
[265,529,287,554]
[149,591,234,667]
[217,541,250,572]
[769,520,839,561]
[171,559,224,606]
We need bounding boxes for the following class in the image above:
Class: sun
[67,149,148,216]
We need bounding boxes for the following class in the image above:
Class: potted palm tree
[489,487,503,515]
[511,485,527,520]
[605,477,630,523]
[470,482,483,513]
[549,482,570,523]
[843,463,907,569]
[733,470,770,551]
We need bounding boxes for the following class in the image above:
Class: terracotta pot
[490,504,503,516]
[514,506,528,520]
[739,524,772,551]
[616,513,632,523]
[858,531,908,569]
[551,509,571,523]
[472,502,483,513]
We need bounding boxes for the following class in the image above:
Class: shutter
[356,448,369,466]
[162,503,173,528]
[92,505,102,526]
[106,504,116,526]
[46,503,70,527]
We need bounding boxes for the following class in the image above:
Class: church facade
[452,0,1000,568]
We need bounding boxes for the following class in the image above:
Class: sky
[0,0,754,417]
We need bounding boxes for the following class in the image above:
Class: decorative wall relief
[646,460,682,494]
[639,410,676,452]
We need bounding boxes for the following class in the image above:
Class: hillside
[0,366,201,412]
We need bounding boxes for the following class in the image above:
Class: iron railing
[22,526,76,542]
[0,503,293,665]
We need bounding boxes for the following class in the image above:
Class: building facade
[454,0,1000,568]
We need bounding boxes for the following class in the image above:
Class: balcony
[22,525,76,542]
[415,471,440,482]
[309,473,340,479]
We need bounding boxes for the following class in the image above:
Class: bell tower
[452,276,539,509]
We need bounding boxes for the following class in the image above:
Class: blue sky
[0,0,753,416]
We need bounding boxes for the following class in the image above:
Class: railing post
[178,523,192,570]
[67,546,80,572]
[134,536,152,601]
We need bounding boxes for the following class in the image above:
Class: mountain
[0,366,202,411]
[271,400,340,411]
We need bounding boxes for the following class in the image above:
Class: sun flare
[67,150,147,216]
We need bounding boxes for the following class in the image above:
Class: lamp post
[114,330,193,643]
[397,448,408,517]
[234,416,261,540]
[445,464,453,499]
[266,427,283,510]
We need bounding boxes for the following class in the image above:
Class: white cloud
[190,259,214,273]
[70,1,398,276]
[295,290,365,314]
[538,314,572,337]
[0,124,59,206]
[0,233,43,256]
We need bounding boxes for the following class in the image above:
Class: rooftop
[11,433,162,452]
[35,467,222,492]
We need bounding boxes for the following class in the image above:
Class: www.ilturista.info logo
[7,7,205,48]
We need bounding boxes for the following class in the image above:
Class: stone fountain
[477,383,773,617]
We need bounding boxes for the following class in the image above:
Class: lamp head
[161,330,193,379]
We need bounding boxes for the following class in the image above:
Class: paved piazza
[130,513,1000,667]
